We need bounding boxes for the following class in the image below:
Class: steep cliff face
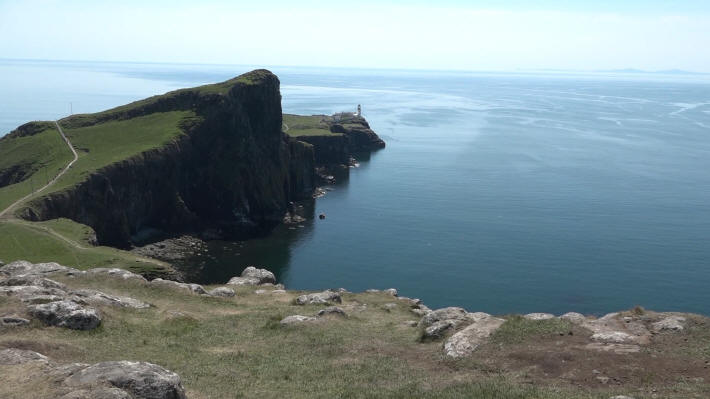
[22,70,316,248]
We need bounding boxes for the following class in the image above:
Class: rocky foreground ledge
[1,260,709,398]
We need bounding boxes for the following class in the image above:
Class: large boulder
[150,278,207,295]
[63,361,187,399]
[295,290,342,305]
[28,300,101,330]
[226,266,276,286]
[444,316,505,358]
[60,387,132,399]
[0,285,67,299]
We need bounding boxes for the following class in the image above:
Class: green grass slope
[283,114,340,137]
[0,126,74,211]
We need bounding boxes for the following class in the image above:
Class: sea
[1,59,709,316]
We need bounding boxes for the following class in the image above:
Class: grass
[0,126,74,211]
[283,114,341,137]
[0,276,607,399]
[490,315,573,345]
[0,219,171,276]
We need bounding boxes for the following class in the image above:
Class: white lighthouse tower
[356,104,362,117]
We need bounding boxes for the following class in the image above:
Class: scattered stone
[609,396,636,399]
[20,294,65,304]
[652,315,685,332]
[596,375,610,384]
[384,288,398,297]
[271,290,287,294]
[88,268,147,282]
[524,313,556,320]
[337,288,349,293]
[63,361,187,399]
[404,320,419,327]
[444,316,505,358]
[1,316,30,327]
[317,306,346,317]
[227,266,276,286]
[0,348,50,365]
[70,289,151,309]
[254,289,268,295]
[280,315,318,325]
[560,312,587,324]
[208,287,236,297]
[28,300,101,330]
[591,331,637,344]
[150,278,207,295]
[581,312,651,345]
[295,290,342,305]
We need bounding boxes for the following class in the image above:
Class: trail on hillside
[0,121,78,218]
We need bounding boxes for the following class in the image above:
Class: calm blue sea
[2,59,709,316]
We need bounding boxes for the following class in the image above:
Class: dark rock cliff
[21,70,316,248]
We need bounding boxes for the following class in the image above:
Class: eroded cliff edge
[20,70,319,248]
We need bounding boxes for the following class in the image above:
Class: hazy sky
[1,0,709,72]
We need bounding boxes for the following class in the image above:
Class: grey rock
[365,289,380,293]
[227,266,276,286]
[280,315,318,325]
[582,313,651,345]
[63,361,187,399]
[383,303,398,311]
[609,396,636,399]
[1,316,30,326]
[444,316,505,358]
[0,260,79,278]
[28,300,101,330]
[652,315,685,332]
[384,288,398,296]
[524,313,556,320]
[271,289,287,294]
[208,287,236,297]
[150,278,207,295]
[422,320,456,340]
[0,348,49,365]
[70,289,151,309]
[0,285,67,299]
[0,276,67,290]
[418,307,469,328]
[88,268,147,282]
[295,290,342,305]
[560,312,587,324]
[317,306,346,317]
[20,294,65,304]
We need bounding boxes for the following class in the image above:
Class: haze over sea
[2,59,709,316]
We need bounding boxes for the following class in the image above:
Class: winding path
[0,121,78,218]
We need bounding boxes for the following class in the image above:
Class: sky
[1,0,709,72]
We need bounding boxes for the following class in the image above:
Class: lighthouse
[357,104,362,117]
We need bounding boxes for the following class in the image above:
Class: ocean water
[2,59,709,316]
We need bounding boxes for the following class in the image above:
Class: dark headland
[0,70,708,399]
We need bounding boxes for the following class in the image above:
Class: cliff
[18,70,317,248]
[283,113,385,167]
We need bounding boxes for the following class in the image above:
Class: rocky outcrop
[19,70,317,248]
[295,290,342,305]
[150,278,207,295]
[0,349,186,399]
[28,300,102,330]
[444,315,505,358]
[227,266,276,286]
